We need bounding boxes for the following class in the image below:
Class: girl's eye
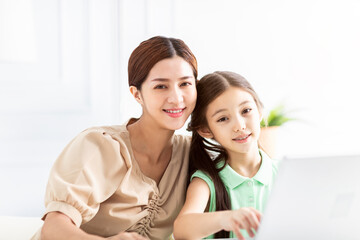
[154,85,167,89]
[217,117,228,122]
[180,82,192,87]
[242,108,252,114]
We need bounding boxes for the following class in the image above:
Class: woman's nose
[167,87,184,104]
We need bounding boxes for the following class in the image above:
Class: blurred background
[1,0,359,217]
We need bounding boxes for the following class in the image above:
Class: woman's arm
[41,212,147,240]
[173,178,262,240]
[41,212,102,240]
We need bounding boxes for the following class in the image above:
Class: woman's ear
[129,86,143,104]
[197,127,214,139]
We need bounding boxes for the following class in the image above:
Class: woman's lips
[163,108,185,118]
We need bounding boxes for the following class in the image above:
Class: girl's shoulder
[190,170,217,212]
[260,149,280,170]
[191,170,214,186]
[271,158,281,171]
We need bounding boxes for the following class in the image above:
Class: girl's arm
[173,178,262,240]
[41,212,147,240]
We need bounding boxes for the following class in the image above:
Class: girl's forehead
[205,87,257,115]
[211,87,255,106]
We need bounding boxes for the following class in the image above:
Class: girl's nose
[233,117,246,132]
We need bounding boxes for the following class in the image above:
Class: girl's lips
[232,133,252,143]
[163,108,186,118]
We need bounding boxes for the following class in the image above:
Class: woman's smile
[163,107,186,118]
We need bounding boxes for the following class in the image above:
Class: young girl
[174,71,279,239]
[32,36,198,240]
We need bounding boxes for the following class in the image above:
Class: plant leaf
[261,104,295,127]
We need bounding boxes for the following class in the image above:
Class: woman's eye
[180,82,191,87]
[154,85,167,89]
[242,108,252,114]
[217,117,228,122]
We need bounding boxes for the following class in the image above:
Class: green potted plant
[259,104,294,158]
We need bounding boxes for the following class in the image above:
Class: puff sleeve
[42,128,127,227]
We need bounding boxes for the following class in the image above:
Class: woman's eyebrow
[151,76,194,82]
[179,76,194,80]
[151,78,169,82]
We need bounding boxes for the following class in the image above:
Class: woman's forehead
[145,56,194,82]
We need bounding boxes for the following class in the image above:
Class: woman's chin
[168,123,186,131]
[163,119,187,131]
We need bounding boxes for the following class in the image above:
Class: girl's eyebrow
[151,76,194,82]
[211,100,251,118]
[211,108,227,118]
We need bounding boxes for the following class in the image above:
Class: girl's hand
[107,232,148,240]
[221,207,262,240]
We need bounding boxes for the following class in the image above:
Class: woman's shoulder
[81,123,126,135]
[62,123,132,161]
[77,123,128,143]
[174,133,191,142]
[169,134,192,167]
[173,133,191,149]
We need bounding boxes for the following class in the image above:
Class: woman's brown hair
[128,36,198,89]
[187,71,263,238]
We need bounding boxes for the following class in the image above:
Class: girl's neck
[227,147,262,178]
[127,115,174,163]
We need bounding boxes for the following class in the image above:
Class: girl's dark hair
[187,71,263,238]
[128,36,198,89]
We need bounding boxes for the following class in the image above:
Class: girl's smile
[232,133,252,143]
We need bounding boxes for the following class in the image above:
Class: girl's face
[134,56,197,130]
[203,86,262,156]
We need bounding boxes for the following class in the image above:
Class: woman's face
[136,56,197,130]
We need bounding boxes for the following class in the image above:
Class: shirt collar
[218,149,273,190]
[253,150,273,185]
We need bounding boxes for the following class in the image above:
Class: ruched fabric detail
[133,193,161,236]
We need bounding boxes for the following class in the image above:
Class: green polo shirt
[191,150,279,239]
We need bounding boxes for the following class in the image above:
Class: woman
[32,36,198,240]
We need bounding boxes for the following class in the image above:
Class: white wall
[0,0,123,216]
[1,0,359,217]
[172,0,360,158]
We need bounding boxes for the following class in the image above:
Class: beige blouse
[31,120,191,240]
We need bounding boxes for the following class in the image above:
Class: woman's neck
[127,116,174,164]
[227,147,262,178]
